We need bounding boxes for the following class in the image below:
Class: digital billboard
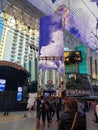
[64,51,82,64]
[17,87,22,101]
[39,13,64,73]
[0,79,6,92]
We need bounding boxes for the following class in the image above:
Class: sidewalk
[86,111,98,130]
[36,111,98,130]
[0,111,36,130]
[0,111,98,130]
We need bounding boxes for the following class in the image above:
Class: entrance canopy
[0,61,30,91]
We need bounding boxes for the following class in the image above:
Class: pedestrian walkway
[86,111,98,130]
[0,111,36,130]
[0,111,98,130]
[36,111,98,130]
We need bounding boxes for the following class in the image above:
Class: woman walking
[58,97,87,130]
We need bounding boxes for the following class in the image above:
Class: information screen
[0,79,6,92]
[17,87,22,101]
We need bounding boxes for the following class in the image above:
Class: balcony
[25,51,28,55]
[20,35,24,39]
[12,42,17,46]
[13,36,18,39]
[11,50,16,54]
[19,45,23,49]
[11,54,15,58]
[17,56,21,60]
[18,52,22,56]
[13,39,17,43]
[12,46,16,50]
[19,38,24,42]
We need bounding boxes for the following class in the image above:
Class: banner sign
[66,89,90,96]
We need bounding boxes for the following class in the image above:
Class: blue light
[96,2,98,7]
[69,27,81,38]
[51,0,56,3]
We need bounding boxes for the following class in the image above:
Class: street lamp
[29,44,38,81]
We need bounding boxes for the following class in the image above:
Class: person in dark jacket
[42,97,51,127]
[3,98,11,116]
[58,97,87,130]
[36,97,42,127]
[55,97,61,121]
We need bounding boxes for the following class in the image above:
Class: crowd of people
[2,91,98,130]
[35,96,98,130]
[36,96,61,127]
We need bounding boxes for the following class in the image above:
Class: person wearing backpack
[42,97,51,127]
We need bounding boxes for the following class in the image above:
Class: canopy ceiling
[0,0,98,50]
[0,61,30,89]
[27,0,98,50]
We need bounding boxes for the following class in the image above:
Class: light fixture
[51,0,56,3]
[96,19,98,29]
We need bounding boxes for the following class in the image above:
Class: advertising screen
[17,87,22,101]
[43,92,50,97]
[64,51,82,65]
[0,79,6,92]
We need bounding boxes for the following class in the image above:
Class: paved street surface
[0,111,98,130]
[36,111,98,130]
[0,111,36,130]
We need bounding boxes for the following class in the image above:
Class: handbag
[70,112,77,130]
